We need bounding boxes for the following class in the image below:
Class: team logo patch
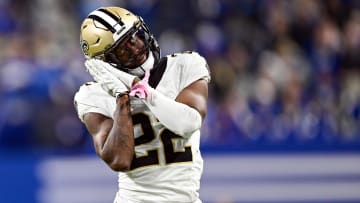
[81,40,89,55]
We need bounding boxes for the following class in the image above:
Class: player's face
[113,31,148,68]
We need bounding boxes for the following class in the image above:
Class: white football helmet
[80,7,160,77]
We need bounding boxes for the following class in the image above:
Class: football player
[74,7,210,203]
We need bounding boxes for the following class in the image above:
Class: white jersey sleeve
[177,51,211,90]
[74,82,116,122]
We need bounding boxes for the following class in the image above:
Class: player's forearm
[100,95,134,171]
[144,88,202,137]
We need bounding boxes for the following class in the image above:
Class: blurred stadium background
[0,0,359,202]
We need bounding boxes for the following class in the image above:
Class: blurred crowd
[0,0,359,153]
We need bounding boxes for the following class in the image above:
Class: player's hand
[85,59,128,97]
[129,71,151,99]
[84,58,137,88]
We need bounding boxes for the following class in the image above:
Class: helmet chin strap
[127,50,155,78]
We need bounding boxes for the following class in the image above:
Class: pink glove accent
[129,71,150,99]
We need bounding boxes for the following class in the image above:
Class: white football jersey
[74,51,210,203]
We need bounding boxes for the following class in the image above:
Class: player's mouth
[137,52,147,63]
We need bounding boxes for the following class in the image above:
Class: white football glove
[85,59,128,97]
[85,59,137,89]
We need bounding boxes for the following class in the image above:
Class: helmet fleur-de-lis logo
[81,40,89,56]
